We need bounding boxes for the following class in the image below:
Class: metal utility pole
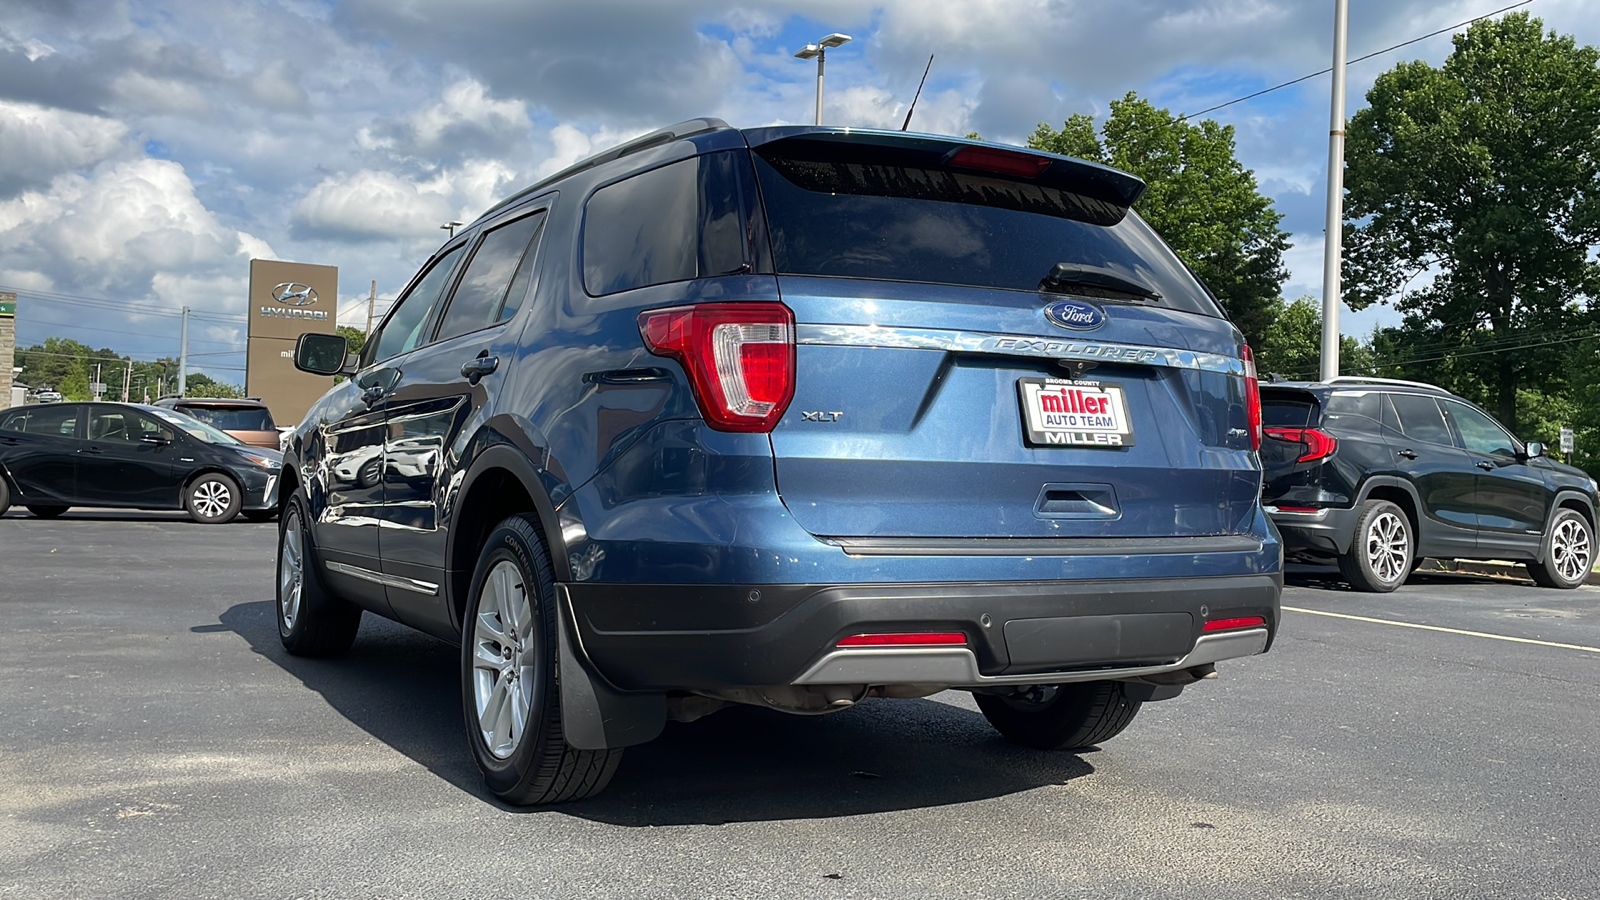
[365,280,377,334]
[178,305,189,397]
[794,33,852,125]
[1320,0,1349,381]
[122,363,131,402]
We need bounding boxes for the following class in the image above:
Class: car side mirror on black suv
[294,332,355,377]
[1524,441,1546,459]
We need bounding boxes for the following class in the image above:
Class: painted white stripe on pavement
[1282,605,1600,654]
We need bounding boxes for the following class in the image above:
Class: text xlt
[276,120,1282,803]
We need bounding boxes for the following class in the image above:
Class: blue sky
[1,0,1595,385]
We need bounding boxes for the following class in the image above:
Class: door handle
[1397,449,1418,460]
[79,446,105,455]
[1476,460,1496,471]
[460,354,499,385]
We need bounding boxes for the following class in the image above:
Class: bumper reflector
[836,632,968,647]
[1203,616,1268,633]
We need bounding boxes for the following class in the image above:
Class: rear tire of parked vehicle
[975,681,1142,751]
[277,492,362,657]
[1338,499,1413,593]
[1528,508,1593,590]
[185,473,242,524]
[26,505,68,518]
[0,476,11,516]
[461,514,622,804]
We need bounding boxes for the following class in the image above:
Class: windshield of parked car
[752,138,1225,317]
[149,408,245,445]
[178,405,275,432]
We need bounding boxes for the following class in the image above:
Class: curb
[1417,558,1600,586]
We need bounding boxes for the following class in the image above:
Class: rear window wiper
[1040,263,1161,302]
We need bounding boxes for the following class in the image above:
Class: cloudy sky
[2,0,1596,385]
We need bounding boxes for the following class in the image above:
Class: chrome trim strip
[795,323,1243,375]
[828,535,1265,557]
[325,560,439,596]
[793,628,1269,686]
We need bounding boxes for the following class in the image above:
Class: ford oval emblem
[1045,299,1105,331]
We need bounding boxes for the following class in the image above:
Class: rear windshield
[178,405,274,432]
[751,139,1224,317]
[1262,394,1318,428]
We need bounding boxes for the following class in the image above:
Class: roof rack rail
[480,117,732,219]
[1326,375,1449,393]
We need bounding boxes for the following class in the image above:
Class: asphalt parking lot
[2,510,1598,899]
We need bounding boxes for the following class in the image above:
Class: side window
[1323,392,1382,434]
[582,151,752,296]
[1444,400,1519,457]
[1388,393,1452,446]
[370,246,467,364]
[434,211,547,342]
[89,408,137,442]
[12,405,80,437]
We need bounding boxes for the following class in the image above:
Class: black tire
[975,681,1142,751]
[185,472,242,524]
[243,509,278,523]
[1528,508,1594,590]
[1338,499,1413,593]
[26,505,68,518]
[276,492,362,656]
[461,514,622,804]
[0,476,11,516]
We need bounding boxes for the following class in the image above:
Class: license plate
[1017,378,1135,448]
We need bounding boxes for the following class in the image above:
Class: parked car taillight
[1263,426,1339,463]
[1243,344,1262,451]
[639,302,796,433]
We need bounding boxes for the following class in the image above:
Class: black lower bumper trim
[567,574,1281,690]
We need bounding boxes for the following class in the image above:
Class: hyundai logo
[270,282,318,307]
[1044,298,1105,331]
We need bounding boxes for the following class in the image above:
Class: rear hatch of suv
[746,130,1262,542]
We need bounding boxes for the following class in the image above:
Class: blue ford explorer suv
[277,119,1282,804]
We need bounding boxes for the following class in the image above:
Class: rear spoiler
[741,126,1146,217]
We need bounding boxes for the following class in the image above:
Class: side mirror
[294,332,354,376]
[1524,441,1546,459]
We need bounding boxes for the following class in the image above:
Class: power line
[1180,0,1534,120]
[0,284,249,323]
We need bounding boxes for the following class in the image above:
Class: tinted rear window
[751,139,1223,316]
[1262,396,1317,428]
[179,405,274,431]
[1323,392,1383,434]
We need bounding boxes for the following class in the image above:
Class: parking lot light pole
[794,33,852,125]
[1320,0,1349,381]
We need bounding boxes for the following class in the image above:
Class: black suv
[1261,377,1597,592]
[278,119,1281,804]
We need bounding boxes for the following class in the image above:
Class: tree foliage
[1029,93,1291,349]
[1255,297,1372,382]
[337,325,367,356]
[13,339,243,402]
[1343,13,1600,432]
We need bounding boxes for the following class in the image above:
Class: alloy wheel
[193,479,233,519]
[1550,517,1592,583]
[279,509,303,630]
[472,560,537,760]
[1365,511,1409,585]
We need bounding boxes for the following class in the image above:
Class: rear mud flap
[555,586,666,750]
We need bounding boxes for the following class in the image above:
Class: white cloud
[0,100,129,195]
[110,70,213,115]
[406,79,528,151]
[293,169,455,240]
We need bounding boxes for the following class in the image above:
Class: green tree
[183,373,245,399]
[337,325,367,357]
[1255,296,1373,381]
[1342,13,1600,433]
[1029,93,1291,349]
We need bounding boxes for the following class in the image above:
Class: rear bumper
[1266,504,1360,556]
[565,573,1281,691]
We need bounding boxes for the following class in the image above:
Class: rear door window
[434,211,547,341]
[751,138,1223,316]
[371,245,466,364]
[180,406,274,431]
[4,405,79,437]
[1389,393,1452,446]
[1323,392,1383,434]
[582,151,755,296]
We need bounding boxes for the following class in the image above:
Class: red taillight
[1202,616,1267,633]
[945,146,1052,178]
[836,632,968,647]
[1242,344,1261,451]
[639,302,795,433]
[1264,426,1339,463]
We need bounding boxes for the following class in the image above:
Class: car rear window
[750,138,1224,317]
[1262,394,1318,428]
[179,405,274,432]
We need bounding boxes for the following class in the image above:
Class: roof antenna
[900,54,935,132]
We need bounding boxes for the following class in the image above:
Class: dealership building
[245,259,339,425]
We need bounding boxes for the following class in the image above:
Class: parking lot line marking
[1282,605,1600,654]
